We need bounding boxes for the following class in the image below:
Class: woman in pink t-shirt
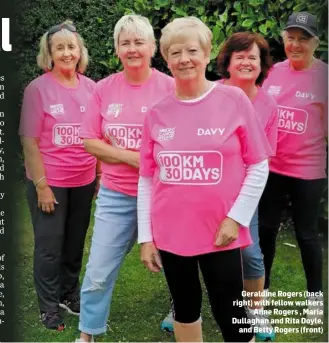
[138,17,272,342]
[259,12,327,318]
[76,15,174,342]
[217,32,277,341]
[19,21,99,331]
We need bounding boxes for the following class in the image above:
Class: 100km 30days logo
[105,124,142,149]
[157,151,222,185]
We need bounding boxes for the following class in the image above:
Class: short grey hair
[160,16,213,61]
[281,29,320,45]
[113,14,156,55]
[37,20,89,73]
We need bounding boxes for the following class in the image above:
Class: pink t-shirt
[19,72,97,187]
[80,68,174,196]
[218,80,278,154]
[262,59,328,179]
[140,83,271,256]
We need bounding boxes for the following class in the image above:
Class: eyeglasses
[47,23,77,55]
[48,23,77,35]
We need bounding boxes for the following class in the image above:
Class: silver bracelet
[34,176,46,187]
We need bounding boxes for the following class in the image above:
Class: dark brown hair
[217,32,272,85]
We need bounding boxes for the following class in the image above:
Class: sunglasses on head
[48,23,77,35]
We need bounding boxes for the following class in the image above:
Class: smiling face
[117,30,154,70]
[50,31,80,73]
[167,33,209,82]
[227,43,261,84]
[283,28,318,69]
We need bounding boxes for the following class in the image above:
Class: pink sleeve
[323,100,328,137]
[80,84,103,139]
[139,112,156,177]
[19,83,44,137]
[237,93,272,165]
[264,106,278,156]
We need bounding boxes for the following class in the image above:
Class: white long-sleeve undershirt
[137,159,269,243]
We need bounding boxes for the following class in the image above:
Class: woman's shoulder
[272,59,290,70]
[24,73,53,94]
[256,87,277,108]
[78,73,96,85]
[153,68,173,80]
[78,74,97,92]
[213,81,246,100]
[93,72,123,91]
[312,58,328,72]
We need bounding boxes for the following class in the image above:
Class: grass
[16,196,328,342]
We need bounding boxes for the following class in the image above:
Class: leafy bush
[16,0,328,85]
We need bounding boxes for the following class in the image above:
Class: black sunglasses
[48,23,77,35]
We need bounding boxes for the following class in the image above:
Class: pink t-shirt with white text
[218,80,278,154]
[262,59,328,179]
[80,69,174,196]
[19,72,97,187]
[140,83,271,256]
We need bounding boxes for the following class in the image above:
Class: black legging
[159,248,253,343]
[259,172,324,292]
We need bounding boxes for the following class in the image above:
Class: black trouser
[26,180,95,313]
[159,249,253,342]
[258,172,325,292]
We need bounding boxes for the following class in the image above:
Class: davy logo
[1,18,12,52]
[197,128,225,136]
[295,91,315,100]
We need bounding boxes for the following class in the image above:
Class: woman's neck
[51,68,78,87]
[225,78,258,100]
[290,56,315,71]
[123,67,152,85]
[175,77,212,100]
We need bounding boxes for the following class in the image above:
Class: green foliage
[16,0,328,85]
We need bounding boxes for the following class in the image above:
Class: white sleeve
[227,159,269,227]
[137,176,153,243]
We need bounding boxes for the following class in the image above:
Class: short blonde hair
[160,17,213,61]
[37,20,89,73]
[113,14,156,55]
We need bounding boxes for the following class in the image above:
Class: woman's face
[283,28,317,68]
[117,30,154,70]
[50,32,80,73]
[167,33,209,82]
[227,43,261,84]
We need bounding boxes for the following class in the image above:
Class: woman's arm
[21,136,45,183]
[215,159,269,247]
[137,176,153,243]
[83,139,140,168]
[227,159,269,227]
[21,136,58,212]
[137,175,162,272]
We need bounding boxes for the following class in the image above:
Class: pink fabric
[140,83,272,256]
[19,72,97,187]
[80,68,174,196]
[218,80,278,154]
[262,59,328,179]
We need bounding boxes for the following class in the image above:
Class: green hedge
[16,0,328,86]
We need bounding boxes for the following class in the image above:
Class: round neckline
[121,68,155,88]
[172,82,217,105]
[286,58,320,74]
[47,71,81,90]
